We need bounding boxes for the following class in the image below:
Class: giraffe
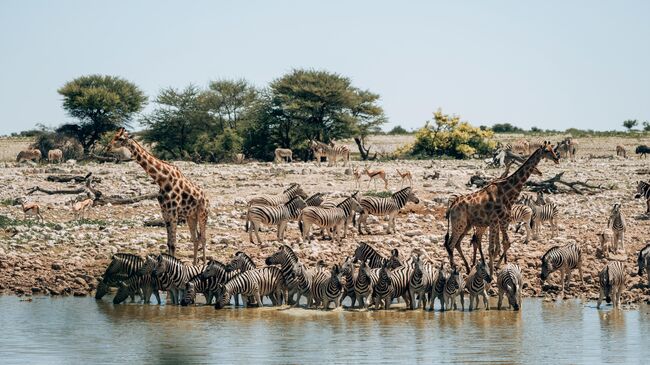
[445,142,559,274]
[109,128,209,264]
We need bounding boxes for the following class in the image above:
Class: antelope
[396,169,412,187]
[364,165,388,190]
[20,198,43,222]
[72,198,94,220]
[352,166,362,189]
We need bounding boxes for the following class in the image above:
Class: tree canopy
[57,75,146,151]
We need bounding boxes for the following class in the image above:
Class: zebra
[607,203,625,253]
[354,260,381,310]
[113,273,161,305]
[247,183,307,207]
[522,195,559,239]
[201,259,244,305]
[299,196,360,242]
[180,274,232,306]
[274,148,293,163]
[246,196,307,244]
[505,139,530,155]
[511,204,533,243]
[443,267,464,311]
[339,257,357,308]
[225,251,257,273]
[213,266,287,309]
[266,245,312,305]
[358,187,419,234]
[152,253,206,305]
[307,264,346,310]
[636,145,650,158]
[634,181,650,214]
[597,261,626,309]
[373,261,394,310]
[352,242,402,269]
[305,192,324,207]
[497,263,522,311]
[637,244,650,287]
[430,262,448,311]
[408,254,438,310]
[312,140,350,167]
[540,243,583,297]
[95,253,145,301]
[465,259,492,311]
[321,192,362,233]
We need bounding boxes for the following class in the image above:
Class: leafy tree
[265,69,385,160]
[623,119,638,131]
[193,128,243,162]
[140,85,213,159]
[387,125,409,134]
[491,123,524,133]
[205,79,258,131]
[57,75,146,151]
[407,108,495,159]
[643,121,650,132]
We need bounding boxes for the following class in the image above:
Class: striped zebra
[266,245,312,305]
[523,195,559,239]
[307,264,346,309]
[497,263,522,311]
[637,244,650,286]
[247,183,307,206]
[180,274,221,306]
[113,273,160,305]
[311,140,350,167]
[430,263,447,311]
[339,257,357,308]
[511,204,533,243]
[465,259,492,311]
[408,255,438,310]
[305,192,324,207]
[354,260,380,310]
[352,242,402,269]
[299,196,360,242]
[597,261,626,309]
[226,251,257,273]
[358,187,420,235]
[373,262,394,310]
[634,181,650,214]
[152,253,206,305]
[443,267,464,311]
[95,253,145,301]
[246,196,307,244]
[505,140,529,155]
[540,243,583,297]
[607,203,625,253]
[202,259,242,303]
[213,266,287,309]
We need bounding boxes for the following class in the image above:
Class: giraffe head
[109,127,130,150]
[540,141,560,164]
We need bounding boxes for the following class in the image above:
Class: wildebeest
[636,145,650,159]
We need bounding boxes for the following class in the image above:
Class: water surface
[0,296,648,364]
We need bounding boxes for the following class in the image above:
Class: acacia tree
[140,85,214,159]
[57,75,146,151]
[205,79,258,131]
[623,119,638,131]
[263,69,385,160]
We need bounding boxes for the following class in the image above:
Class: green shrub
[32,132,84,160]
[491,123,524,133]
[407,109,496,159]
[193,128,243,162]
[387,125,409,135]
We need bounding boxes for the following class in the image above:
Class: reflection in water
[0,297,648,364]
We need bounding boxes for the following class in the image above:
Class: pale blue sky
[1,0,648,135]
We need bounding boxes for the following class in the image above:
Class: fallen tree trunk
[46,174,102,183]
[27,186,87,195]
[86,153,133,163]
[94,192,157,206]
[525,171,608,194]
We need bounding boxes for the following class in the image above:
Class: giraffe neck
[501,148,544,204]
[125,138,172,187]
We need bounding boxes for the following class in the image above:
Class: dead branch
[525,172,608,195]
[46,174,102,183]
[94,192,157,206]
[27,186,87,195]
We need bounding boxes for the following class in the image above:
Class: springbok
[352,165,362,189]
[396,169,412,187]
[364,164,388,190]
[20,198,43,222]
[72,198,94,220]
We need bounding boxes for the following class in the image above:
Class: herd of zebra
[96,238,650,311]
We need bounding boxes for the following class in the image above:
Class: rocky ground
[1,135,649,305]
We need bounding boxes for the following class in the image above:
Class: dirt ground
[1,134,649,305]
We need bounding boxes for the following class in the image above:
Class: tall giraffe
[445,142,559,274]
[109,128,209,264]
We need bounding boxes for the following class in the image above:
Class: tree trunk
[354,136,376,161]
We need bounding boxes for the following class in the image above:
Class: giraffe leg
[198,206,208,263]
[187,214,199,264]
[498,221,511,266]
[488,224,500,276]
[165,214,178,257]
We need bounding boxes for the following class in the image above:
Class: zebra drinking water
[213,266,287,309]
[408,254,437,310]
[443,267,464,311]
[497,263,522,311]
[96,253,145,301]
[465,259,492,311]
[597,261,626,309]
[152,254,206,305]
